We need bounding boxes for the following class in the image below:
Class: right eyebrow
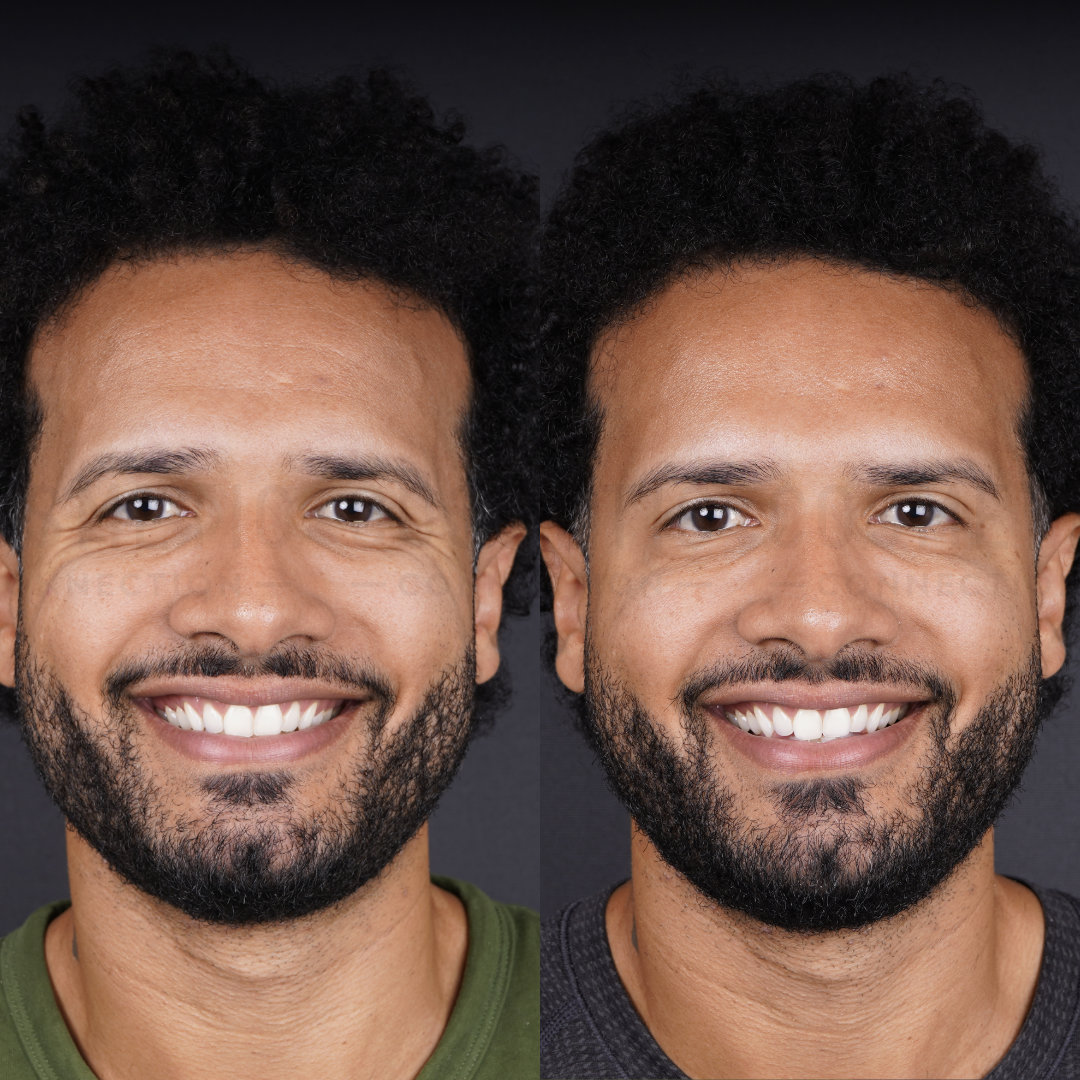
[625,460,782,507]
[59,448,222,503]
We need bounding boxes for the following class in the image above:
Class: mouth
[145,696,352,738]
[718,701,924,742]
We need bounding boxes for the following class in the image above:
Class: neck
[46,826,467,1080]
[607,826,1043,1080]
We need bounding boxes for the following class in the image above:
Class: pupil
[696,505,727,531]
[131,497,161,521]
[900,502,930,525]
[338,499,370,522]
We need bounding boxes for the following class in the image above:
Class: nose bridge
[168,499,335,653]
[736,499,897,657]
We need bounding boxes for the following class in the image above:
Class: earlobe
[473,522,527,684]
[539,521,588,693]
[0,540,19,688]
[1036,512,1080,678]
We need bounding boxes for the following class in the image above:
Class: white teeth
[282,702,301,733]
[725,701,913,741]
[203,702,224,734]
[223,705,254,738]
[793,709,823,741]
[821,708,850,738]
[753,704,773,737]
[771,706,794,737]
[253,704,284,736]
[155,698,344,737]
[866,703,885,733]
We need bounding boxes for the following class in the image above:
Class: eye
[876,500,957,528]
[106,494,188,523]
[670,503,755,533]
[311,497,392,525]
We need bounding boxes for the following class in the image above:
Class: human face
[1,250,513,922]
[543,258,1080,928]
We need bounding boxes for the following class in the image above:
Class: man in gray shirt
[538,75,1080,1078]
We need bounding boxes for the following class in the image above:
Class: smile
[721,701,917,742]
[148,696,349,738]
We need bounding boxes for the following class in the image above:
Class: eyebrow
[296,453,440,509]
[623,456,1003,508]
[61,448,222,502]
[850,460,1002,500]
[625,461,782,506]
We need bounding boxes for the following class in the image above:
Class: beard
[582,642,1047,932]
[15,636,477,925]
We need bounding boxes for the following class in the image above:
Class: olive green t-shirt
[0,877,538,1078]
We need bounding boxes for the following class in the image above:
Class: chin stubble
[582,643,1046,932]
[15,637,477,925]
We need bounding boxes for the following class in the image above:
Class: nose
[734,519,899,661]
[167,513,336,655]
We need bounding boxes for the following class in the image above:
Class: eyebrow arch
[851,460,1002,500]
[626,460,782,507]
[61,448,222,503]
[297,453,440,509]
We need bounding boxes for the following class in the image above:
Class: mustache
[679,647,955,714]
[103,643,396,710]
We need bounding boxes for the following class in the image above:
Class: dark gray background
[2,1,1080,932]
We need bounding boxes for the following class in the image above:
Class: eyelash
[664,497,963,533]
[98,492,400,525]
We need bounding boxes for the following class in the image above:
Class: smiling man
[0,53,537,1079]
[539,77,1080,1078]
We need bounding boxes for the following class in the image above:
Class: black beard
[582,644,1046,932]
[15,639,477,925]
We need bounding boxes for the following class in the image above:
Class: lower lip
[708,704,927,774]
[138,701,357,766]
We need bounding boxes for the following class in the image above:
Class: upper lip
[698,684,933,711]
[127,678,371,708]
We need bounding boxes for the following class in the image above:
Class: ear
[539,521,588,693]
[474,522,527,684]
[1036,512,1080,678]
[0,540,18,688]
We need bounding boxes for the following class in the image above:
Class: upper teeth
[154,700,341,737]
[723,703,911,741]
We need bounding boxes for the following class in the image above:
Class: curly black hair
[0,49,537,613]
[539,74,1080,559]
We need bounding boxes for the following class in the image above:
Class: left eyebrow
[849,460,1002,501]
[295,453,441,509]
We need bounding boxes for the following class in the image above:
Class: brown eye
[671,503,753,532]
[313,498,390,524]
[881,501,955,528]
[108,495,184,522]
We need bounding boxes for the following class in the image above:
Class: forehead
[28,249,471,477]
[591,259,1030,488]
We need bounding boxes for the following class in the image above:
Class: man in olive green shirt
[0,52,537,1079]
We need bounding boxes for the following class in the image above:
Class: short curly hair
[0,49,537,611]
[539,74,1080,556]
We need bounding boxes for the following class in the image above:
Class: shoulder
[992,885,1080,1080]
[425,877,539,1080]
[1,902,92,1079]
[541,889,632,1079]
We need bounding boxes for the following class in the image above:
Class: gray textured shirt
[541,882,1080,1079]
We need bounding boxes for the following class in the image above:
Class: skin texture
[0,250,523,1080]
[542,258,1080,1078]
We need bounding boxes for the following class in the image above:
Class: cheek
[591,559,733,698]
